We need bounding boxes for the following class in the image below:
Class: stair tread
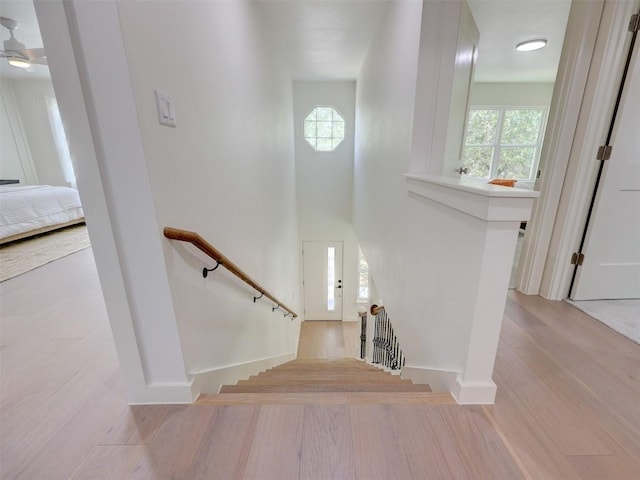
[197,392,454,406]
[220,383,432,393]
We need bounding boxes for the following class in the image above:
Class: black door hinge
[596,145,613,161]
[571,252,585,266]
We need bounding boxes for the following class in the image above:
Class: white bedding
[0,185,84,243]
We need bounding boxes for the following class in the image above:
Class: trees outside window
[462,107,547,182]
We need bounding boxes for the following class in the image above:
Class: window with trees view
[462,107,547,182]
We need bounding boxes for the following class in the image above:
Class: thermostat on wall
[154,89,176,127]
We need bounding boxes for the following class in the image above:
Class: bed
[0,185,85,244]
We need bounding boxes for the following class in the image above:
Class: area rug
[0,225,90,282]
[566,299,640,345]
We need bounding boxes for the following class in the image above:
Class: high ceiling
[0,0,571,83]
[468,0,572,83]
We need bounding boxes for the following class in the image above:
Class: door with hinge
[571,21,640,300]
[302,241,343,320]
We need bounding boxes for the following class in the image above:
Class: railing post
[359,311,367,360]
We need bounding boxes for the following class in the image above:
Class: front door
[302,241,343,320]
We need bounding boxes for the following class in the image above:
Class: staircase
[196,358,454,405]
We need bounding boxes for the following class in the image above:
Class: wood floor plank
[497,310,640,473]
[100,404,186,446]
[127,406,218,480]
[13,372,128,480]
[391,405,470,479]
[0,325,118,436]
[565,454,639,480]
[0,337,81,398]
[0,343,122,479]
[350,405,413,480]
[243,405,304,480]
[188,405,260,480]
[504,298,640,436]
[493,328,613,456]
[438,405,525,480]
[300,405,356,480]
[71,445,145,480]
[481,388,582,480]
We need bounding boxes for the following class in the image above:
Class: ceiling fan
[0,16,47,69]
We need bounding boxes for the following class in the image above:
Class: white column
[406,174,538,404]
[35,0,194,403]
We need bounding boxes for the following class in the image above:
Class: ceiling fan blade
[21,47,46,61]
[29,56,48,66]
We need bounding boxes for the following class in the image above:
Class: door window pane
[327,247,335,311]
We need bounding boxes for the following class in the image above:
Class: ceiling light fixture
[7,57,30,68]
[516,39,547,52]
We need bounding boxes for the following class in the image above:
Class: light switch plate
[154,89,176,127]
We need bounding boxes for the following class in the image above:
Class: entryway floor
[297,320,360,359]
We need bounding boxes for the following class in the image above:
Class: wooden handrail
[370,304,385,315]
[163,227,298,318]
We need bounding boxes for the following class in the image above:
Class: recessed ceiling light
[516,39,547,52]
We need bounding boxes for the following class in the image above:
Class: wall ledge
[406,174,539,221]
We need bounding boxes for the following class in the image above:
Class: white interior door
[571,41,640,300]
[302,241,343,320]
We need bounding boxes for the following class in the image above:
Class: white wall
[10,78,67,186]
[354,0,525,399]
[293,81,361,321]
[116,1,300,377]
[354,0,423,356]
[470,82,554,106]
[0,80,39,184]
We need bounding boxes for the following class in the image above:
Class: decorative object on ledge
[488,178,517,187]
[163,227,298,319]
[371,305,405,371]
[358,310,367,360]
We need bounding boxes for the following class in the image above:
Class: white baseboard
[127,380,198,405]
[401,365,459,393]
[192,353,296,394]
[451,377,497,404]
[402,366,497,404]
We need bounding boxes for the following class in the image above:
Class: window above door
[304,106,345,152]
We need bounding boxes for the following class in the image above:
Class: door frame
[516,0,639,300]
[302,240,344,321]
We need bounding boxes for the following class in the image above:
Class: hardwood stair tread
[236,378,412,385]
[197,392,454,405]
[219,383,432,393]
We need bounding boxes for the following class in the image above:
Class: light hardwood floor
[1,248,639,479]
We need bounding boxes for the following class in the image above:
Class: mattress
[0,185,85,243]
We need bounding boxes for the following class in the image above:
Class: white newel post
[406,174,539,404]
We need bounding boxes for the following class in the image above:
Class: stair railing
[163,227,298,319]
[358,310,367,359]
[370,305,405,371]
